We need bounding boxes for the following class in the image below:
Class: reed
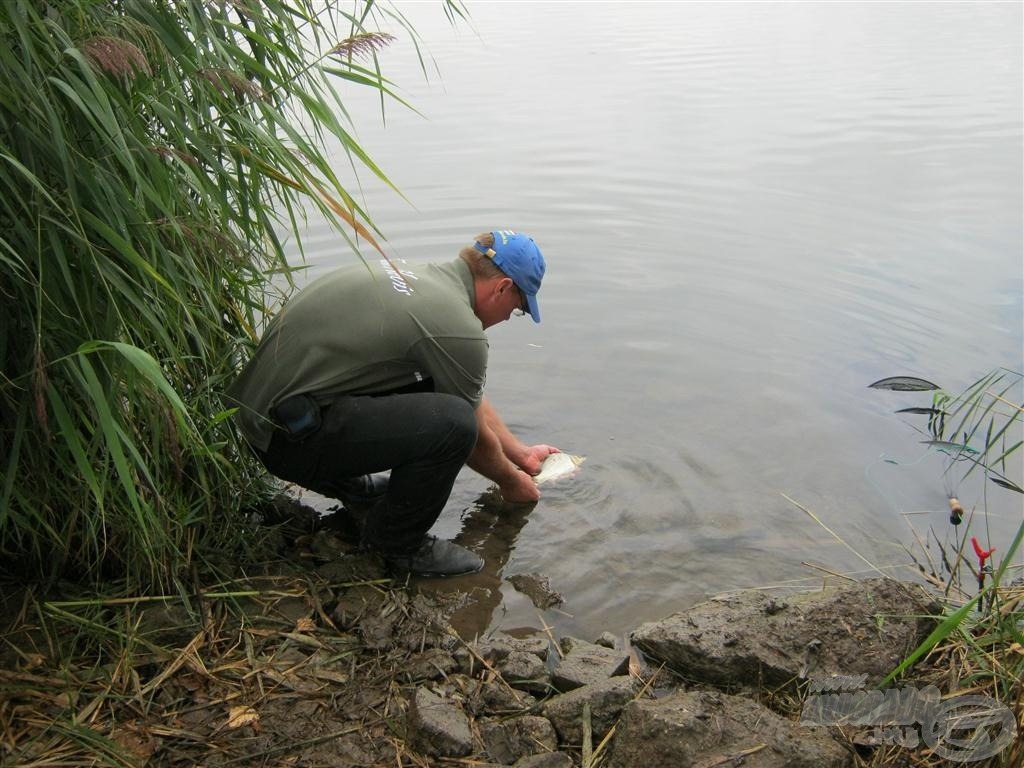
[869,368,1023,766]
[0,0,456,588]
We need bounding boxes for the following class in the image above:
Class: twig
[781,493,888,578]
[218,722,375,765]
[694,743,767,768]
[799,562,857,582]
[581,701,593,768]
[537,613,564,660]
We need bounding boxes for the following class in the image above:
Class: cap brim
[525,293,541,323]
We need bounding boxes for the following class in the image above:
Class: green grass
[877,368,1023,767]
[0,0,463,589]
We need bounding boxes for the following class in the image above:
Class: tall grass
[0,0,456,588]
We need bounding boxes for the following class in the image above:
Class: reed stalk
[0,0,460,589]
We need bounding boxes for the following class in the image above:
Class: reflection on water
[413,490,542,641]
[291,3,1023,639]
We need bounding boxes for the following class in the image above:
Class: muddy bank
[2,519,954,768]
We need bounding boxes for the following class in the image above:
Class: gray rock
[456,634,550,676]
[605,689,852,768]
[514,753,574,768]
[481,715,558,764]
[499,650,551,695]
[486,633,551,661]
[406,687,474,757]
[541,675,639,745]
[594,631,619,649]
[475,679,537,716]
[551,639,630,692]
[630,578,937,692]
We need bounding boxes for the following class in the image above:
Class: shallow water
[284,2,1023,639]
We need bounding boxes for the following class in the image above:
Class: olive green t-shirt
[228,257,487,451]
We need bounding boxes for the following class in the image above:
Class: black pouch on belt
[270,393,322,441]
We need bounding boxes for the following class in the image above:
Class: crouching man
[228,230,558,576]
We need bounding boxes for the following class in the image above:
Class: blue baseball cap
[473,230,545,323]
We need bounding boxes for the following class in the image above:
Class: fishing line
[864,446,968,582]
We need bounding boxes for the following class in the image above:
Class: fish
[534,453,585,484]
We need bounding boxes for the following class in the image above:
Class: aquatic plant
[0,0,459,587]
[876,368,1023,768]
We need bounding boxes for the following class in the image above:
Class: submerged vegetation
[0,0,455,588]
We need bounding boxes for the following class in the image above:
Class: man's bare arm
[466,398,558,502]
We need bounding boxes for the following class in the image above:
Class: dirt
[0,504,1016,767]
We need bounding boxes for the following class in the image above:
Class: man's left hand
[519,444,560,476]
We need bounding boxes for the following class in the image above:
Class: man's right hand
[499,469,541,504]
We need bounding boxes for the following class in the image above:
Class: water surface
[288,2,1023,639]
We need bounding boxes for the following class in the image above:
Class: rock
[487,634,552,663]
[514,753,574,768]
[481,715,558,764]
[499,651,551,695]
[551,639,630,692]
[594,632,618,649]
[605,689,852,768]
[541,675,639,745]
[474,679,537,716]
[406,687,474,758]
[508,572,564,609]
[630,579,937,692]
[456,634,549,676]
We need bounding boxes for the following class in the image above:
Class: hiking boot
[333,473,389,508]
[380,536,484,577]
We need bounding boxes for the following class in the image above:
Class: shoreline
[5,538,1017,767]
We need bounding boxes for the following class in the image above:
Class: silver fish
[534,453,585,484]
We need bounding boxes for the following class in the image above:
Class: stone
[481,715,558,764]
[406,687,474,758]
[630,579,937,692]
[475,679,537,716]
[594,632,618,649]
[485,633,552,661]
[604,689,852,768]
[499,651,551,695]
[550,639,630,692]
[456,634,549,676]
[541,675,639,745]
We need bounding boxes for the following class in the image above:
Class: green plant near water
[0,0,455,587]
[881,369,1023,767]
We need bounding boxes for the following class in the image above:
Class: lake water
[286,2,1023,640]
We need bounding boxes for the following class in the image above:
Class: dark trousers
[258,392,478,553]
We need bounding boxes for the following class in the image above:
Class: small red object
[971,537,996,593]
[971,536,995,567]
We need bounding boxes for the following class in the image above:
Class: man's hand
[499,468,542,503]
[518,444,560,476]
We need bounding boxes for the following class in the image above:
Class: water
[285,2,1023,640]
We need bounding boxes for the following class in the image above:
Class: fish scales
[534,453,585,484]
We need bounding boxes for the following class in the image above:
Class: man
[228,230,558,576]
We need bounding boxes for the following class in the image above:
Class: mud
[3,501,998,768]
